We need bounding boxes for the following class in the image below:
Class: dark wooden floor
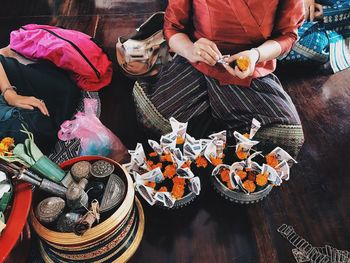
[1,1,350,262]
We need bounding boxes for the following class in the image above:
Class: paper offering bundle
[126,118,202,208]
[205,119,297,198]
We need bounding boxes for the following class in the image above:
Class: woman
[133,0,305,157]
[282,0,350,73]
[0,47,81,154]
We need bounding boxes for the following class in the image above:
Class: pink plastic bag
[58,99,128,162]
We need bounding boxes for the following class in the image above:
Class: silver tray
[211,175,273,204]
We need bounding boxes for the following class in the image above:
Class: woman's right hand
[4,89,50,116]
[304,0,323,21]
[186,38,222,66]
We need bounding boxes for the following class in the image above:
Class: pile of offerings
[0,131,144,262]
[127,117,202,209]
[204,119,297,204]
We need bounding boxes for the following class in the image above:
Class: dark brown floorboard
[1,1,350,262]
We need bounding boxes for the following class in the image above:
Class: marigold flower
[236,170,247,180]
[146,160,154,170]
[256,173,268,187]
[243,180,256,193]
[266,153,279,168]
[151,163,163,170]
[210,156,223,166]
[236,56,250,71]
[236,145,249,160]
[172,184,185,199]
[220,168,230,183]
[160,153,173,163]
[149,152,158,157]
[145,181,156,188]
[0,143,7,156]
[243,133,250,139]
[176,136,185,145]
[227,181,235,190]
[1,137,14,148]
[158,186,168,192]
[196,155,208,168]
[163,164,177,179]
[247,171,256,182]
[181,161,192,169]
[173,176,185,186]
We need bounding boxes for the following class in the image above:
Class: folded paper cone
[31,156,66,183]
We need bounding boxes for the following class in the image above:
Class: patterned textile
[48,91,101,164]
[134,55,304,157]
[282,0,350,73]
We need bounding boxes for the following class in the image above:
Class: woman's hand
[222,49,259,79]
[304,0,323,21]
[4,89,50,116]
[186,38,222,66]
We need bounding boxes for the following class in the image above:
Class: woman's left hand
[222,49,259,79]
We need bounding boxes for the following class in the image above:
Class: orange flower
[151,163,163,170]
[210,156,223,166]
[173,176,185,186]
[181,161,192,169]
[158,186,168,192]
[146,160,154,170]
[243,180,256,193]
[236,170,247,180]
[149,152,158,157]
[266,153,279,168]
[0,143,7,156]
[196,156,208,168]
[220,168,230,183]
[172,184,185,199]
[1,137,14,148]
[256,173,268,187]
[243,133,250,139]
[236,145,249,160]
[163,164,177,179]
[145,181,156,188]
[236,56,250,71]
[176,136,185,145]
[227,180,235,190]
[160,153,173,163]
[247,171,256,182]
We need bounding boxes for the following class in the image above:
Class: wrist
[250,48,260,64]
[1,86,17,102]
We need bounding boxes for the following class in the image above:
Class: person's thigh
[206,74,301,130]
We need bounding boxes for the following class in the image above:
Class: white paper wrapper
[232,175,248,193]
[132,168,164,185]
[209,131,227,144]
[189,177,201,195]
[262,164,282,186]
[245,151,262,169]
[148,140,163,155]
[172,148,185,169]
[170,117,188,143]
[176,167,195,179]
[249,118,261,139]
[135,184,156,206]
[275,160,290,180]
[154,192,176,208]
[0,171,7,182]
[128,143,147,170]
[269,147,297,167]
[0,184,11,200]
[183,135,202,160]
[160,132,177,153]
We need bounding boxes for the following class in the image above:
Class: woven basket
[30,156,144,262]
[211,175,273,204]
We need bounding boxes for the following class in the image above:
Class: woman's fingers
[17,104,34,110]
[21,96,50,116]
[222,64,236,77]
[309,4,315,21]
[234,66,250,79]
[315,3,323,19]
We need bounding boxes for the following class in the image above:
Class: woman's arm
[0,62,49,116]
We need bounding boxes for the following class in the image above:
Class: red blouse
[164,0,305,86]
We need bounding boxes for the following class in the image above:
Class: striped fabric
[136,55,301,131]
[282,0,350,73]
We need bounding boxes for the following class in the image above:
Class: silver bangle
[1,86,16,98]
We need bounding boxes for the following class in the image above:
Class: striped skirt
[134,56,304,157]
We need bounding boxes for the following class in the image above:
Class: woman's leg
[206,74,304,158]
[134,56,211,137]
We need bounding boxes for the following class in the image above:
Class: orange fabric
[164,0,304,87]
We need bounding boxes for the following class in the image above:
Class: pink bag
[58,99,128,162]
[10,24,113,91]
